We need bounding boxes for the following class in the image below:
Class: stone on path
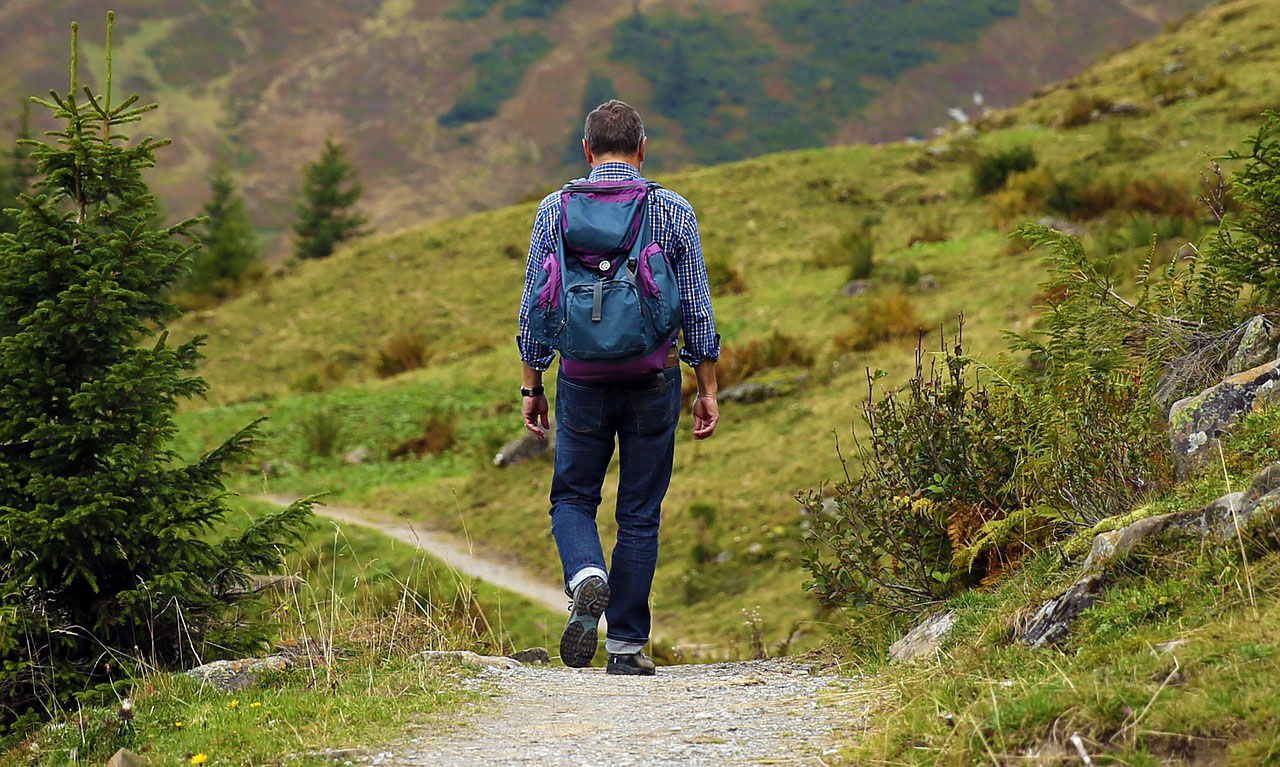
[507,647,551,665]
[889,610,956,662]
[186,655,290,692]
[420,650,521,670]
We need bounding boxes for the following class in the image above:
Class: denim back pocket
[556,377,607,434]
[627,374,679,436]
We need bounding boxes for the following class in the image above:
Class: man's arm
[691,360,718,440]
[517,201,557,438]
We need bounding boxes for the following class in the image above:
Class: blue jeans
[550,365,681,653]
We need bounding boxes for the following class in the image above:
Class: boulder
[915,274,941,292]
[889,610,956,662]
[187,655,290,692]
[842,279,872,297]
[1109,100,1142,116]
[343,445,372,465]
[1225,316,1280,377]
[1168,360,1280,479]
[508,647,552,665]
[1020,462,1280,647]
[494,422,555,468]
[420,650,521,670]
[719,374,809,405]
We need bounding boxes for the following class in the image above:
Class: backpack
[529,179,681,382]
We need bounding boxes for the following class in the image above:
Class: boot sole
[560,578,609,668]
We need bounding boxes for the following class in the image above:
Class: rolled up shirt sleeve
[673,211,721,367]
[516,200,557,372]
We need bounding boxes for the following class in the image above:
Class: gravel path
[365,659,857,766]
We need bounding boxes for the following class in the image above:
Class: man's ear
[637,136,646,165]
[582,139,593,165]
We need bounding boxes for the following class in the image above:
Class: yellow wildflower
[174,721,183,728]
[249,702,261,709]
[229,700,239,709]
[190,755,208,765]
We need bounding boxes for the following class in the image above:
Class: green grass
[166,0,1280,655]
[2,653,477,767]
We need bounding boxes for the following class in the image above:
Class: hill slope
[170,0,1280,652]
[0,0,1211,240]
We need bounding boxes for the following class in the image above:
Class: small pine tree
[0,101,33,235]
[292,138,369,260]
[0,16,312,734]
[186,163,259,296]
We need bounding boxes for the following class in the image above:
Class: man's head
[582,99,645,168]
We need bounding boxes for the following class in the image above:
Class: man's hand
[523,393,550,440]
[692,394,718,440]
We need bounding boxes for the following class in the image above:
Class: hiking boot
[606,651,656,676]
[560,576,609,668]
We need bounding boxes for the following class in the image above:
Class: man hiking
[516,99,720,675]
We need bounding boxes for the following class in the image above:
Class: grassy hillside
[0,0,1209,238]
[168,0,1280,655]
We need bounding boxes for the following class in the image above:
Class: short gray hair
[584,99,645,157]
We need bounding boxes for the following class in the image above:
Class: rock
[889,610,956,662]
[1226,316,1280,376]
[105,749,149,767]
[842,279,872,297]
[1020,463,1280,646]
[508,647,552,665]
[343,445,372,465]
[719,374,809,405]
[420,650,522,670]
[494,422,555,468]
[304,748,369,763]
[1109,100,1142,116]
[1169,360,1280,479]
[187,655,290,692]
[1037,216,1084,237]
[915,274,941,292]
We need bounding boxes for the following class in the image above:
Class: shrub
[970,146,1038,195]
[705,252,748,295]
[907,213,951,246]
[1060,92,1111,128]
[298,408,346,460]
[813,225,875,280]
[389,412,458,460]
[373,331,430,378]
[834,290,927,351]
[440,33,554,126]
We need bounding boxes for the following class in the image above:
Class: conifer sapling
[0,15,313,733]
[292,138,369,260]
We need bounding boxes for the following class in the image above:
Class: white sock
[605,639,645,655]
[567,566,608,593]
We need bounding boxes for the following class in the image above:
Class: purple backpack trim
[636,242,664,299]
[536,252,561,310]
[560,181,650,263]
[561,338,673,382]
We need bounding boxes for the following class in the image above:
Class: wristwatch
[520,385,545,398]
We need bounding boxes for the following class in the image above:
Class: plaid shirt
[517,162,721,372]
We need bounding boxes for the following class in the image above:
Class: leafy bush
[373,330,431,378]
[971,146,1038,195]
[440,33,553,126]
[805,112,1280,614]
[834,291,927,351]
[814,226,875,280]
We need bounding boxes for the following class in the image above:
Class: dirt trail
[258,494,567,615]
[368,659,858,766]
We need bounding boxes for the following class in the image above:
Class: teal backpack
[529,179,681,381]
